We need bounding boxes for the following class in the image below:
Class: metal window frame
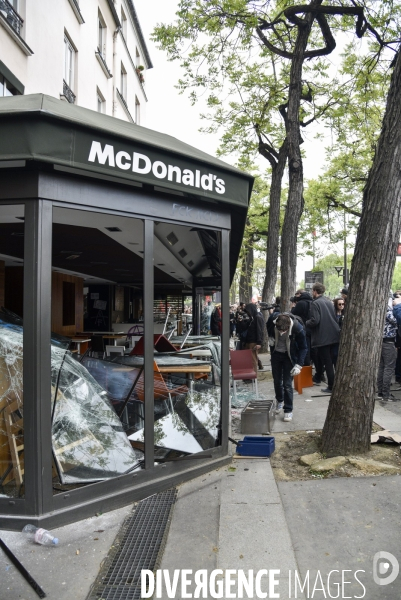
[0,173,231,530]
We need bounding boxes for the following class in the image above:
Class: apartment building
[0,0,152,124]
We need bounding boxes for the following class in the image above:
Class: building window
[97,88,105,113]
[120,63,127,100]
[64,35,75,91]
[98,11,106,57]
[135,96,140,125]
[121,7,127,40]
[135,47,140,66]
[0,75,18,97]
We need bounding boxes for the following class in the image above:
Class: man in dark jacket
[306,283,340,393]
[271,313,308,422]
[291,289,312,366]
[244,302,265,373]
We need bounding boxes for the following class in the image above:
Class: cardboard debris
[371,430,401,445]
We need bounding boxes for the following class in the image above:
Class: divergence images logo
[373,551,399,586]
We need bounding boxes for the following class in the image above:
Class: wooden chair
[135,361,188,409]
[230,349,258,401]
[4,400,24,486]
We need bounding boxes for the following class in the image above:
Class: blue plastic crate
[236,436,275,457]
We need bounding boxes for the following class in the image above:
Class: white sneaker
[283,412,293,422]
[275,401,284,414]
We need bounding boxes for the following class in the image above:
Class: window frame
[98,11,106,57]
[64,34,76,91]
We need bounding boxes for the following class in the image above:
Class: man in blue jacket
[271,313,308,422]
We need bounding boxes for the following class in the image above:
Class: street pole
[312,230,316,269]
[344,211,348,285]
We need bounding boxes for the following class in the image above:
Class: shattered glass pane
[0,314,142,498]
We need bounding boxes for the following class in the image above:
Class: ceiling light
[128,242,139,245]
[166,232,178,246]
[105,227,122,232]
[187,260,194,268]
[157,263,165,266]
[65,255,81,260]
[170,271,176,274]
[178,248,187,258]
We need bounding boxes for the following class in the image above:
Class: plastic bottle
[22,524,59,546]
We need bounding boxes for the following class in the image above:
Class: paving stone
[348,457,401,475]
[310,456,347,472]
[299,452,322,466]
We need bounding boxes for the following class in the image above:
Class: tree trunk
[260,138,288,352]
[280,1,321,312]
[239,245,254,303]
[262,138,288,304]
[321,48,401,456]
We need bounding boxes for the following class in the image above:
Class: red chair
[230,349,258,401]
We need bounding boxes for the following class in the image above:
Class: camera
[259,302,277,311]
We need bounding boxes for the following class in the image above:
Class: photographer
[235,303,250,349]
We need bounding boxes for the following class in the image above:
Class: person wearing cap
[271,313,308,422]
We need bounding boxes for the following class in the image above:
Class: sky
[134,1,343,284]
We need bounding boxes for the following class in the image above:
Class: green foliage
[392,260,401,291]
[154,0,401,291]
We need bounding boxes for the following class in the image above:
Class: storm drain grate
[88,488,177,600]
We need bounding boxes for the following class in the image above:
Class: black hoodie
[244,303,265,345]
[291,291,312,325]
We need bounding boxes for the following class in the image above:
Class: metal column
[220,229,230,454]
[143,220,154,469]
[23,200,53,515]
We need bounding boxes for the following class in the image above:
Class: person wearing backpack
[291,289,312,366]
[270,313,308,422]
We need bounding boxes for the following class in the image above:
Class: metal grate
[88,488,177,600]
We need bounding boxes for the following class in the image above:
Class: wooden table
[102,334,127,346]
[69,338,91,354]
[113,362,211,393]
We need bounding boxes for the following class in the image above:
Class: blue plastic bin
[236,436,275,457]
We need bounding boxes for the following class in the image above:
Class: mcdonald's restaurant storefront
[0,94,253,529]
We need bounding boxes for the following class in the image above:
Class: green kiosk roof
[0,94,253,208]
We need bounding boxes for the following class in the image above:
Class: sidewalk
[1,355,401,599]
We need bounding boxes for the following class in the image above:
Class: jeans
[377,341,397,397]
[314,344,335,389]
[271,351,293,413]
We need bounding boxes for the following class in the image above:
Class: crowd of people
[210,285,401,424]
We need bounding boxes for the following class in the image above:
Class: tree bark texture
[260,139,288,352]
[280,0,322,312]
[262,138,288,305]
[322,49,401,456]
[239,245,254,303]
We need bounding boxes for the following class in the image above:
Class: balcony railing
[63,80,76,104]
[0,0,23,35]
